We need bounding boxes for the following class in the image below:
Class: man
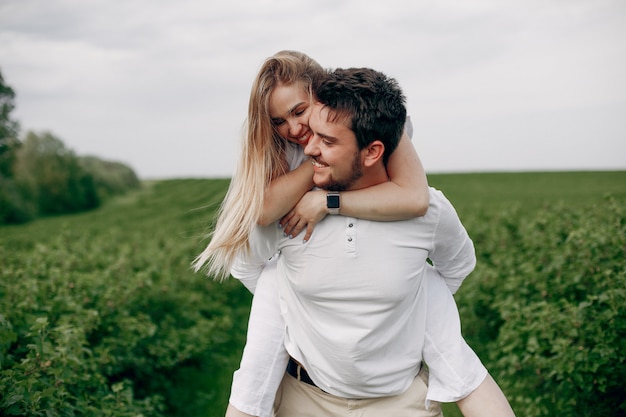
[233,68,515,416]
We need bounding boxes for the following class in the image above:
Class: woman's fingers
[281,213,302,237]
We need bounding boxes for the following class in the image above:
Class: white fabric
[229,265,486,416]
[229,258,289,416]
[405,115,414,139]
[285,142,307,171]
[231,188,485,406]
[422,265,487,403]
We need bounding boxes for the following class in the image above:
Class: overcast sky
[1,0,625,179]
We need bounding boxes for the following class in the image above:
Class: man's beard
[322,152,363,192]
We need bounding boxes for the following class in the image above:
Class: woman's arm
[341,132,429,219]
[257,160,314,226]
[281,132,430,241]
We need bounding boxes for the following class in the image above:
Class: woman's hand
[279,189,327,242]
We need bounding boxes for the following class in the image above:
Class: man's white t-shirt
[233,187,478,398]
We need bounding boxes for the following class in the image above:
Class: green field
[1,171,625,416]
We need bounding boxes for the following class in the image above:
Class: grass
[428,170,626,213]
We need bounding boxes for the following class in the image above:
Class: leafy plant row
[0,179,251,416]
[1,175,625,416]
[455,195,626,416]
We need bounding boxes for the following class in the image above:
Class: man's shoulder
[427,186,451,209]
[424,187,458,221]
[427,186,447,200]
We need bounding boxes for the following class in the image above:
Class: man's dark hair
[313,68,407,165]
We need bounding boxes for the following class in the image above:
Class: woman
[194,50,429,282]
[194,51,513,417]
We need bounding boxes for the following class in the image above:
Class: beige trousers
[273,367,442,417]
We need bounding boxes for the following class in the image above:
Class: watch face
[327,194,340,209]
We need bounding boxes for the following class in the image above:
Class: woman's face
[269,81,312,147]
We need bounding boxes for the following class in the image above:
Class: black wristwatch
[326,191,340,215]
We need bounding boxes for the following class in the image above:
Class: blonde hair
[193,50,324,280]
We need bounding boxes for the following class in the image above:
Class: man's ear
[362,140,385,167]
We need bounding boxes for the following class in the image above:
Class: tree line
[0,68,140,225]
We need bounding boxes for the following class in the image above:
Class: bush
[0,175,36,224]
[457,196,626,416]
[1,131,140,225]
[12,131,100,216]
[0,179,249,416]
[79,156,140,200]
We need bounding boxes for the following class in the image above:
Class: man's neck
[347,165,389,191]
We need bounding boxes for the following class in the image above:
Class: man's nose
[304,133,319,156]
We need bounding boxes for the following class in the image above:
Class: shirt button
[348,223,354,227]
[347,237,353,242]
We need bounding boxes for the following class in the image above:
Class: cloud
[1,0,624,178]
